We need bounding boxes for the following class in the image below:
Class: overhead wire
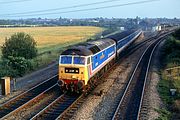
[0,0,32,4]
[1,0,160,18]
[0,0,124,16]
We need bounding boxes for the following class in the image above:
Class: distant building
[152,25,162,31]
[119,27,125,31]
[136,16,140,25]
[91,20,99,23]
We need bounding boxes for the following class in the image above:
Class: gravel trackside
[145,40,165,120]
[71,36,149,120]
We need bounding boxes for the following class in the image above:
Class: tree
[7,56,32,76]
[0,58,18,78]
[1,32,37,59]
[173,28,180,40]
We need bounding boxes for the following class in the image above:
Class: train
[58,29,142,93]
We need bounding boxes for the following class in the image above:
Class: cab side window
[87,57,90,64]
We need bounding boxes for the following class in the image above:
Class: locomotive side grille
[65,68,79,74]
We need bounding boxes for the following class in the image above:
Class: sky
[0,0,180,19]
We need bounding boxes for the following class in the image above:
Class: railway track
[52,32,162,120]
[4,84,61,119]
[55,93,87,120]
[136,40,161,120]
[120,31,166,58]
[56,31,172,120]
[111,32,173,120]
[30,94,80,120]
[137,31,174,119]
[0,75,58,119]
[0,31,173,120]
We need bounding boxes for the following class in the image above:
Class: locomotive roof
[61,45,93,56]
[61,38,115,56]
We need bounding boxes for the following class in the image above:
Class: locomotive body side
[90,43,116,77]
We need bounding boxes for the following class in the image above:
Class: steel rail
[55,32,166,120]
[111,31,173,120]
[30,94,64,120]
[0,83,59,120]
[0,75,58,119]
[136,35,163,120]
[136,31,174,119]
[30,94,79,120]
[112,36,155,120]
[55,32,158,120]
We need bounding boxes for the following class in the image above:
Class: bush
[155,108,172,120]
[7,56,32,76]
[0,59,18,78]
[162,36,180,66]
[172,28,180,40]
[0,56,34,77]
[162,37,179,55]
[1,32,37,59]
[0,56,33,78]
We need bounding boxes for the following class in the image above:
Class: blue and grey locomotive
[58,30,142,92]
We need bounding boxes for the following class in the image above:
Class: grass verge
[157,32,180,119]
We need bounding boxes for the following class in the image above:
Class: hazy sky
[0,0,179,19]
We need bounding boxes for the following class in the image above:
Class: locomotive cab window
[60,56,72,64]
[87,57,90,64]
[73,56,85,65]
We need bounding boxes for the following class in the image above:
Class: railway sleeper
[46,111,61,115]
[17,99,29,103]
[64,113,73,117]
[0,110,10,114]
[53,109,64,113]
[50,105,61,110]
[46,108,61,113]
[13,102,25,107]
[58,104,70,108]
[69,107,78,111]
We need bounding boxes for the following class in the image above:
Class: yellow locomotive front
[58,54,91,92]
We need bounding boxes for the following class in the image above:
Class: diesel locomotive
[58,30,142,92]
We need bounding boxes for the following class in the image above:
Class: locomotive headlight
[72,75,76,79]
